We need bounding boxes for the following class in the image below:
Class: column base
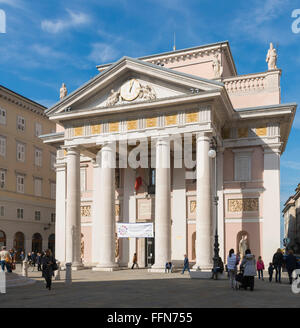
[192,264,212,271]
[148,263,166,273]
[71,263,85,271]
[92,263,120,272]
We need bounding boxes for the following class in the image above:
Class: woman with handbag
[41,249,57,290]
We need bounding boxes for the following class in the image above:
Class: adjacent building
[0,85,56,258]
[283,183,300,253]
[42,41,296,271]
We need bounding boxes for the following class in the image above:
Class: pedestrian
[285,249,297,285]
[9,249,16,272]
[211,256,224,280]
[36,252,42,271]
[268,263,274,282]
[240,249,256,291]
[165,262,173,273]
[131,253,138,269]
[227,249,238,289]
[181,254,190,274]
[31,251,36,267]
[272,248,284,283]
[256,256,265,280]
[0,246,11,272]
[20,251,25,262]
[41,249,56,290]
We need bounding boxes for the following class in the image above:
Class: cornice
[0,86,47,117]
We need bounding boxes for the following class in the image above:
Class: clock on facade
[120,79,141,101]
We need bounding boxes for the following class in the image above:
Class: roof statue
[60,83,68,100]
[266,42,278,70]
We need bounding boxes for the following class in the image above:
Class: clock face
[120,79,140,101]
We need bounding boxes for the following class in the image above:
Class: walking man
[181,254,190,274]
[285,250,297,285]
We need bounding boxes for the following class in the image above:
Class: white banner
[117,223,153,238]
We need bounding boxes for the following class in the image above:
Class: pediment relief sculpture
[106,79,156,107]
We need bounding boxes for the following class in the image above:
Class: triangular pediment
[47,57,223,116]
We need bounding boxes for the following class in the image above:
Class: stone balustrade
[224,73,266,93]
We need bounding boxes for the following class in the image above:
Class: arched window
[48,234,55,256]
[0,230,6,247]
[32,233,43,253]
[14,231,25,260]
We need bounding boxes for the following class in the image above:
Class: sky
[0,0,300,242]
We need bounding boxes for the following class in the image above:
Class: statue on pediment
[60,83,67,100]
[266,42,277,70]
[212,53,223,78]
[106,89,121,107]
[139,84,156,101]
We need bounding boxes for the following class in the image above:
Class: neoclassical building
[42,41,296,271]
[283,183,300,253]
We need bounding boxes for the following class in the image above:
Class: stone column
[54,150,67,265]
[263,144,281,263]
[66,147,82,270]
[92,143,118,271]
[150,137,171,271]
[193,133,213,270]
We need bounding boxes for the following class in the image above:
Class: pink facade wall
[225,222,263,262]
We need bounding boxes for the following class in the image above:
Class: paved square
[1,267,299,308]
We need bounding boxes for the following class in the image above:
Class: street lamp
[208,136,220,277]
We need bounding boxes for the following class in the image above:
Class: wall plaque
[186,112,198,123]
[91,124,101,135]
[127,120,138,130]
[81,205,91,217]
[109,122,119,132]
[228,198,259,212]
[74,126,83,137]
[165,114,177,126]
[256,127,267,136]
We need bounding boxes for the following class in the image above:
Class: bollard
[0,270,6,294]
[22,261,28,277]
[54,261,61,281]
[65,262,72,285]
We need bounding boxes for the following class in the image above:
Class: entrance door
[14,232,25,260]
[32,233,42,253]
[145,237,155,266]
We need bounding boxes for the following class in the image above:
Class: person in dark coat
[42,249,56,290]
[285,250,298,284]
[272,248,284,283]
[36,252,42,271]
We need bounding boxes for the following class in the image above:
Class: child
[268,262,274,282]
[257,256,265,280]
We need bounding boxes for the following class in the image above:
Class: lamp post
[208,137,220,276]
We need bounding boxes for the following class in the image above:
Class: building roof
[96,40,237,76]
[0,84,47,110]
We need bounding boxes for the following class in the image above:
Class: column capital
[63,146,80,156]
[195,131,212,142]
[262,143,282,154]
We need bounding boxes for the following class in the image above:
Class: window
[17,208,24,219]
[0,136,6,157]
[50,153,56,170]
[16,142,25,162]
[34,178,42,197]
[234,152,252,182]
[50,182,56,199]
[16,175,25,193]
[0,170,5,189]
[17,116,25,131]
[34,148,42,167]
[35,122,42,137]
[0,206,4,217]
[80,168,86,192]
[0,108,6,125]
[51,213,55,223]
[35,211,41,221]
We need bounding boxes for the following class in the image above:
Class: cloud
[281,160,300,170]
[88,42,119,63]
[230,0,292,44]
[0,0,23,8]
[41,9,90,34]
